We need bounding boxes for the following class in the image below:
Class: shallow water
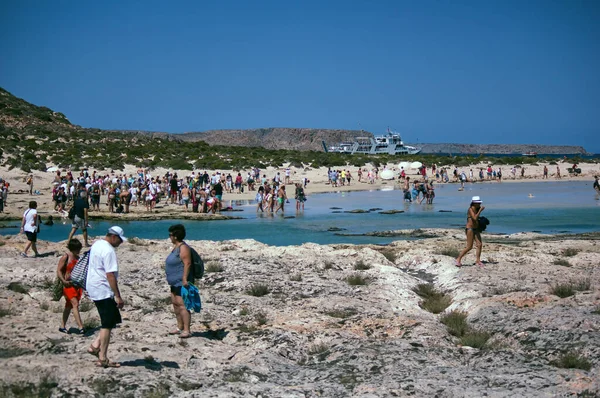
[3,181,599,246]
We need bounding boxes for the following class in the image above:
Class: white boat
[323,130,421,155]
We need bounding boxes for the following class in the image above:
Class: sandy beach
[1,160,599,223]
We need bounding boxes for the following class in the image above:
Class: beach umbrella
[380,169,395,180]
[47,166,58,172]
[398,161,410,169]
[410,161,422,169]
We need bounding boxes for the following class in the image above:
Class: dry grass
[440,311,469,337]
[413,283,452,314]
[553,258,572,267]
[245,283,271,297]
[437,248,460,258]
[353,260,371,270]
[205,261,224,273]
[460,329,491,349]
[550,351,592,371]
[551,278,592,298]
[289,273,302,281]
[345,273,370,286]
[7,282,29,294]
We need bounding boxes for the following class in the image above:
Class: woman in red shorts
[57,239,85,334]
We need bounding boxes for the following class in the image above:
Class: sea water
[3,181,599,246]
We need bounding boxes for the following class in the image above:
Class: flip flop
[476,261,485,268]
[168,329,182,335]
[88,346,100,357]
[179,332,192,339]
[454,260,462,268]
[95,359,121,368]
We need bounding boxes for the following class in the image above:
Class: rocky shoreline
[0,229,598,397]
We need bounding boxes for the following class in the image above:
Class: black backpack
[68,206,76,220]
[183,244,204,281]
[478,216,490,232]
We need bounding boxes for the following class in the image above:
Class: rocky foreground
[0,230,599,397]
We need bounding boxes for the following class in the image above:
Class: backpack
[68,206,76,220]
[69,250,91,290]
[186,244,204,280]
[478,216,490,232]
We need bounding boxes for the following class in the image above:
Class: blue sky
[1,0,599,152]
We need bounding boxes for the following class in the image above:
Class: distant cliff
[178,129,588,155]
[178,128,368,151]
[417,143,588,155]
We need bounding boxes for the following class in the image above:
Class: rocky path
[0,230,598,397]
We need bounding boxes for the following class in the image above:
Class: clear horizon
[1,0,599,152]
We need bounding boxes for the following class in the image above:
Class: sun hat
[107,226,127,242]
[471,196,482,203]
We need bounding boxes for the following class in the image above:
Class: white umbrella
[47,166,58,172]
[380,169,395,180]
[398,161,410,169]
[410,161,422,169]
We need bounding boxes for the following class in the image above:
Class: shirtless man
[275,185,287,214]
[403,177,412,202]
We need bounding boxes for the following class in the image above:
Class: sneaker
[20,252,27,258]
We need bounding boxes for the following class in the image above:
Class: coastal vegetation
[413,283,452,314]
[1,87,594,174]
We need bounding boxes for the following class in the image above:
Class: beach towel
[181,283,202,313]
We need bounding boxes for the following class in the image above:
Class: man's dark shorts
[170,285,182,296]
[94,297,122,329]
[25,231,37,242]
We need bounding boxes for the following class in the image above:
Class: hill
[0,87,590,173]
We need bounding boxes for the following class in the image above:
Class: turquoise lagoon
[3,181,599,246]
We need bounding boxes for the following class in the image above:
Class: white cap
[471,196,482,203]
[107,226,127,242]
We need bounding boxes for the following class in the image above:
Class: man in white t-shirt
[86,226,126,368]
[20,200,39,257]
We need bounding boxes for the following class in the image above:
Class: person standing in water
[456,196,485,268]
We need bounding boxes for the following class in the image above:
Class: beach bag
[69,250,90,290]
[36,215,41,233]
[478,216,490,232]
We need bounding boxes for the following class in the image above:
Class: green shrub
[438,248,460,258]
[307,343,329,356]
[440,311,469,337]
[245,283,271,297]
[79,300,94,312]
[83,317,100,330]
[413,283,452,314]
[551,278,591,298]
[562,248,579,257]
[205,261,224,273]
[551,283,575,298]
[353,260,371,270]
[346,273,370,286]
[324,308,357,318]
[550,351,592,371]
[7,282,29,294]
[459,329,491,349]
[553,258,572,267]
[379,249,397,263]
[289,273,302,281]
[254,311,268,326]
[0,307,13,317]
